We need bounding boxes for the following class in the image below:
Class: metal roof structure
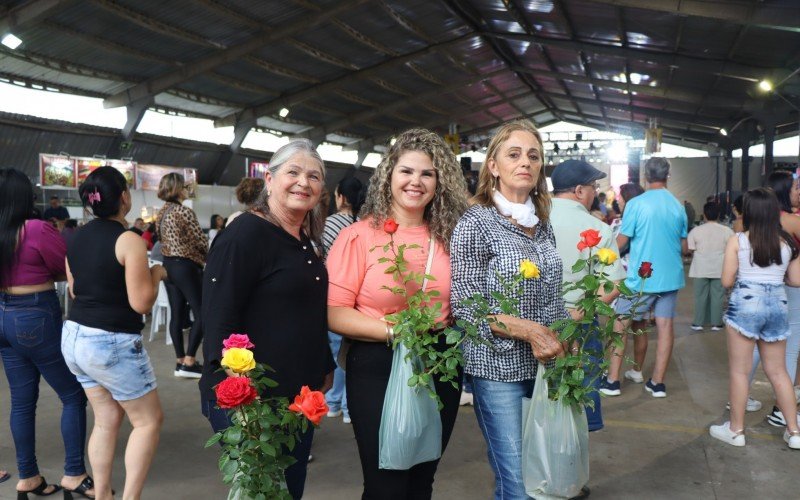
[2,0,799,182]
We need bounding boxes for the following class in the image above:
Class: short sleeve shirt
[550,198,627,308]
[620,188,688,293]
[687,222,734,278]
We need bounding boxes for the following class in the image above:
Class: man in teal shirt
[602,157,688,398]
[550,160,627,431]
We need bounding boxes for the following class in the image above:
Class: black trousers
[346,339,462,500]
[163,256,203,359]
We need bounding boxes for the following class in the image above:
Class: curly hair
[360,128,468,248]
[473,120,551,222]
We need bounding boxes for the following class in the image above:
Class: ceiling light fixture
[279,107,289,118]
[758,80,773,92]
[1,33,22,50]
[719,128,728,136]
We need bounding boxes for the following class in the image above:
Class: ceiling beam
[441,0,563,120]
[487,31,770,82]
[581,0,800,32]
[0,0,73,34]
[302,69,506,139]
[539,91,725,128]
[102,0,367,109]
[214,34,474,127]
[344,91,544,152]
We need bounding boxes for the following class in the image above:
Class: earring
[267,189,272,197]
[534,187,539,196]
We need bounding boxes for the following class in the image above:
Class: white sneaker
[459,391,474,406]
[690,324,703,331]
[709,421,745,447]
[784,430,800,449]
[624,369,644,384]
[726,397,763,412]
[711,325,724,331]
[327,409,342,418]
[342,415,352,424]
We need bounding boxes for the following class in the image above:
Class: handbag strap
[421,237,435,292]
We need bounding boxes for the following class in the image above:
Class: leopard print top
[156,202,208,266]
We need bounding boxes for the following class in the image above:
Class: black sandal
[63,476,98,499]
[16,477,62,499]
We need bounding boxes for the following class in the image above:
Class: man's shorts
[614,290,678,321]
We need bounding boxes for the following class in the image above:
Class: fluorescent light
[719,128,728,136]
[279,107,289,118]
[758,80,773,92]
[1,33,22,50]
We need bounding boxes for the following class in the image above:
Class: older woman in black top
[199,139,335,500]
[450,120,564,499]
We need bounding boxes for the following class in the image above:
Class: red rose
[638,261,653,279]
[215,377,258,409]
[383,218,399,235]
[576,229,602,251]
[288,385,329,425]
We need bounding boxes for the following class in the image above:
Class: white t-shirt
[687,221,734,278]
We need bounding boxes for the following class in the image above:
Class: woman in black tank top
[62,167,168,500]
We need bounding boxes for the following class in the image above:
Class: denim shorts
[614,290,678,320]
[724,281,790,342]
[61,320,157,401]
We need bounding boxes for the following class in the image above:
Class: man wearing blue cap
[550,159,626,431]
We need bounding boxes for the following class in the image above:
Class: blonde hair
[157,172,185,203]
[473,120,550,222]
[360,128,468,248]
[253,139,327,245]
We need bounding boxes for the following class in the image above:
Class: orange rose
[288,385,329,425]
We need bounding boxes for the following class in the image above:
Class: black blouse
[198,212,335,401]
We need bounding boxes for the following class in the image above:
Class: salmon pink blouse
[326,219,451,325]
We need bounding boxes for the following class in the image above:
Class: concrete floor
[1,278,799,500]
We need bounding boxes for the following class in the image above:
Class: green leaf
[205,433,222,448]
[571,259,588,273]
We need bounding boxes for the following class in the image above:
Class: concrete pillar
[354,150,369,169]
[627,149,641,184]
[741,140,750,192]
[763,124,776,178]
[725,149,734,209]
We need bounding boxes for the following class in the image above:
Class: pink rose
[222,334,255,355]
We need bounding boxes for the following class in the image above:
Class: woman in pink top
[327,129,468,499]
[0,169,94,499]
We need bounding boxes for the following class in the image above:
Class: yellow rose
[596,248,618,265]
[519,259,540,279]
[221,347,256,374]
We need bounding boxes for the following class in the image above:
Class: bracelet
[385,324,395,346]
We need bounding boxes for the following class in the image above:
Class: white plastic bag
[378,342,442,470]
[521,366,589,499]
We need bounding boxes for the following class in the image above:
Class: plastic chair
[149,281,172,345]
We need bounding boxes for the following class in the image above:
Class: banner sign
[136,164,198,198]
[248,161,269,179]
[77,158,136,189]
[39,154,77,188]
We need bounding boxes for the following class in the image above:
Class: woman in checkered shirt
[450,120,565,500]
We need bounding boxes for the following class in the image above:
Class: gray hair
[255,139,327,246]
[644,157,670,183]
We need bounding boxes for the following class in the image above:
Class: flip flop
[0,470,10,484]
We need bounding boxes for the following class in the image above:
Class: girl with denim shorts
[710,187,800,449]
[62,167,168,499]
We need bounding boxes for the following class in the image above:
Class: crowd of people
[1,118,799,500]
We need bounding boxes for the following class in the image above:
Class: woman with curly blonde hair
[450,120,566,499]
[326,128,468,498]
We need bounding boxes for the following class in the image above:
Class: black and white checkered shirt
[450,204,568,382]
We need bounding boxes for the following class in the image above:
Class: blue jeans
[471,375,535,500]
[201,398,314,500]
[0,291,87,479]
[583,326,604,432]
[325,332,348,417]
